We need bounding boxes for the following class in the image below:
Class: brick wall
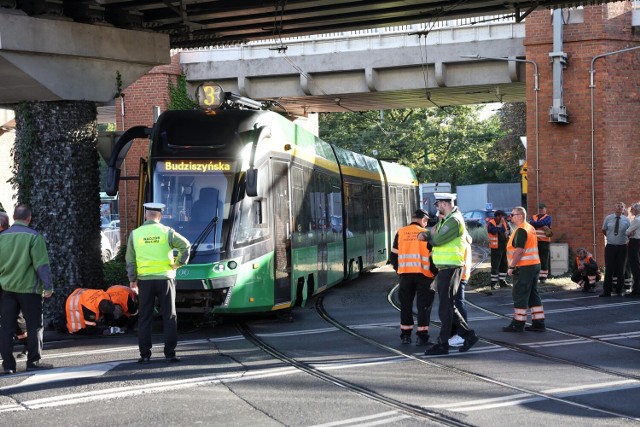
[525,2,640,262]
[115,53,182,240]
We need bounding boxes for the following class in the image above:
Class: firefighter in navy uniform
[126,202,190,364]
[571,248,600,293]
[528,203,552,283]
[390,209,435,346]
[487,210,510,290]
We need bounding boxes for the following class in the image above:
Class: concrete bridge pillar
[525,3,640,262]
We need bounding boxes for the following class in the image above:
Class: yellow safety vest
[132,223,174,277]
[432,210,465,267]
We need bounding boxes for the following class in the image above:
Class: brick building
[525,3,640,262]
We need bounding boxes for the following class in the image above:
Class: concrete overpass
[181,19,526,116]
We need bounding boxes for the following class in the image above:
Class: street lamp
[460,54,540,208]
[589,45,640,255]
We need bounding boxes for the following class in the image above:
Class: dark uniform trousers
[138,278,178,359]
[0,291,44,371]
[512,264,542,312]
[603,244,627,295]
[398,273,435,331]
[436,267,473,346]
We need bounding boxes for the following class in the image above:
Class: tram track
[217,245,640,424]
[469,245,640,353]
[314,293,640,422]
[236,322,474,427]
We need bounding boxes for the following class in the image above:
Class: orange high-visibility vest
[487,218,508,249]
[507,222,540,267]
[396,224,434,278]
[461,242,472,281]
[532,214,551,243]
[576,256,595,270]
[65,288,109,333]
[106,285,138,317]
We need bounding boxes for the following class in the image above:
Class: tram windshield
[152,160,236,262]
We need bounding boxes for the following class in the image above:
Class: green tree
[319,105,514,189]
[494,102,527,182]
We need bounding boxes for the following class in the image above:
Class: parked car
[462,210,496,228]
[101,231,113,262]
[107,220,120,229]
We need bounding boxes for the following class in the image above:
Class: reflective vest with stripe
[487,218,508,249]
[507,222,540,267]
[576,256,594,270]
[532,214,551,242]
[132,223,174,277]
[106,285,137,317]
[396,224,434,278]
[432,210,466,267]
[66,288,109,333]
[461,241,472,281]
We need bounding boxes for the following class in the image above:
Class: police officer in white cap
[125,202,191,364]
[421,193,479,355]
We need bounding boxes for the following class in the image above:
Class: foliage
[10,103,38,203]
[168,74,199,110]
[114,70,123,99]
[467,225,488,247]
[319,105,523,189]
[494,102,527,182]
[103,246,128,287]
[11,101,104,322]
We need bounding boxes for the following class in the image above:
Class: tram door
[313,172,330,289]
[272,161,292,305]
[364,183,375,266]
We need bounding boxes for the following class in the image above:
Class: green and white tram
[106,88,419,318]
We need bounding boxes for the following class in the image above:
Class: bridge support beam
[0,10,169,105]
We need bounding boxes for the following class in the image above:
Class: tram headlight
[212,263,225,272]
[227,261,238,269]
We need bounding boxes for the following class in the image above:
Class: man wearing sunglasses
[503,206,545,332]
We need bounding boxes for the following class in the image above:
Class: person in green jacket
[126,202,190,365]
[0,204,54,374]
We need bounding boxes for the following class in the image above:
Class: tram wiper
[190,189,220,259]
[190,214,218,259]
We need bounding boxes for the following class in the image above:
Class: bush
[467,226,489,247]
[104,245,128,287]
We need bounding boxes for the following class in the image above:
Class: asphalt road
[1,265,639,426]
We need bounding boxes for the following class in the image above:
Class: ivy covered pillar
[12,101,103,324]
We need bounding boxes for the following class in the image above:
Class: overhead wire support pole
[589,44,640,256]
[460,54,539,208]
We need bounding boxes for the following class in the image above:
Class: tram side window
[346,182,363,234]
[369,184,385,233]
[291,166,314,245]
[388,185,399,233]
[234,165,270,247]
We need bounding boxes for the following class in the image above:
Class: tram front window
[152,160,235,261]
